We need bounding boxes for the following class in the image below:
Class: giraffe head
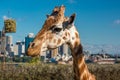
[27,5,79,57]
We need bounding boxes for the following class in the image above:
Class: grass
[0,62,120,80]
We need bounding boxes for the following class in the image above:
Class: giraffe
[27,5,96,80]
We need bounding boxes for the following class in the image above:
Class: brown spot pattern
[53,39,57,43]
[57,39,61,45]
[63,36,67,40]
[67,32,70,37]
[34,6,65,41]
[72,42,96,80]
[74,41,79,47]
[27,5,96,80]
[49,36,53,41]
[75,32,79,38]
[65,32,68,36]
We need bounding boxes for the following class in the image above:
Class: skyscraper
[13,44,18,55]
[16,41,25,57]
[58,43,69,56]
[25,33,34,53]
[6,35,12,45]
[63,43,69,56]
[51,48,58,58]
[0,31,6,54]
[6,36,13,54]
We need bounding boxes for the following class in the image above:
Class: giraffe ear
[63,13,76,30]
[68,13,76,24]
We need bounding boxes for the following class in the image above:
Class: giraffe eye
[49,25,62,33]
[52,27,62,32]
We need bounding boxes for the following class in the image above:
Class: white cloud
[3,15,8,20]
[114,19,120,24]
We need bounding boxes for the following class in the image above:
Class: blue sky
[0,0,120,45]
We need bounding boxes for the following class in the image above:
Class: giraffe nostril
[31,43,35,48]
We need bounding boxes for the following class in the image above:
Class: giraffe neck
[68,38,93,80]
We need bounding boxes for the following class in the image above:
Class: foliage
[0,63,120,80]
[28,56,40,63]
[13,56,32,62]
[0,56,41,63]
[4,19,16,33]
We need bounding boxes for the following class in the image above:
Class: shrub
[0,63,120,80]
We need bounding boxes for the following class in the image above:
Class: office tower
[13,44,18,55]
[58,43,69,56]
[58,45,64,56]
[51,48,58,58]
[6,35,13,50]
[15,41,25,57]
[6,35,14,57]
[25,33,34,52]
[46,48,59,59]
[63,43,69,56]
[6,35,12,45]
[0,32,6,54]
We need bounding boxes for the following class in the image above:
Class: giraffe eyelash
[52,27,62,32]
[49,25,62,33]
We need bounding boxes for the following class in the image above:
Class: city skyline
[0,32,72,62]
[1,34,120,55]
[0,0,120,45]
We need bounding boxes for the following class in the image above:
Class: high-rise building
[13,44,18,55]
[25,33,34,53]
[46,48,59,59]
[6,36,13,54]
[46,50,51,58]
[58,43,69,56]
[6,35,12,45]
[51,48,58,58]
[16,41,25,57]
[0,32,6,54]
[58,45,64,56]
[6,35,14,57]
[63,43,69,56]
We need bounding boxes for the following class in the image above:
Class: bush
[0,63,120,80]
